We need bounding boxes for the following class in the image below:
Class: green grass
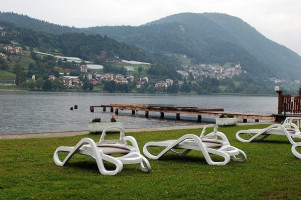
[0,70,15,81]
[0,124,301,199]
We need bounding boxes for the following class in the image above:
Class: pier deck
[90,103,275,122]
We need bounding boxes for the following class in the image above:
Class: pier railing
[278,92,301,114]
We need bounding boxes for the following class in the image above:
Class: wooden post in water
[243,119,247,123]
[70,107,73,111]
[160,112,164,119]
[110,107,114,112]
[255,119,259,122]
[277,90,283,114]
[176,113,180,120]
[145,111,149,118]
[90,106,94,112]
[115,109,119,115]
[103,106,106,112]
[198,115,202,122]
[74,105,78,109]
[132,110,136,115]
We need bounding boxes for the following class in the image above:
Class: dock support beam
[160,112,164,119]
[243,119,247,123]
[90,106,94,112]
[132,110,135,115]
[145,111,149,118]
[198,115,202,122]
[176,113,180,120]
[115,109,119,115]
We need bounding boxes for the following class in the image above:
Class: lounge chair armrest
[124,136,140,153]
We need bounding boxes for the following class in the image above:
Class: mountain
[1,12,301,81]
[80,13,301,80]
[0,12,77,34]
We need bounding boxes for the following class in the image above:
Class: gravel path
[0,122,272,140]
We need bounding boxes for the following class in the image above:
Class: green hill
[80,13,301,80]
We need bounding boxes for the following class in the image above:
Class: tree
[103,81,116,93]
[0,57,8,70]
[180,83,191,93]
[36,77,44,89]
[51,79,64,91]
[42,80,52,91]
[138,66,143,74]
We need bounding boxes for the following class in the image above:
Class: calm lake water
[0,91,277,134]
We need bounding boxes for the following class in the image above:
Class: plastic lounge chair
[236,117,301,144]
[53,127,151,175]
[143,124,246,165]
[292,143,301,159]
[236,117,301,158]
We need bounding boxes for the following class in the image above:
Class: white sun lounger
[236,117,301,158]
[143,124,246,165]
[53,127,151,175]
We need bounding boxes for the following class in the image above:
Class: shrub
[92,117,101,123]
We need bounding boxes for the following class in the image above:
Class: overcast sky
[1,0,301,55]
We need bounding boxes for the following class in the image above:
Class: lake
[0,91,277,134]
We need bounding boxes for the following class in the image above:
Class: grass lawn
[0,124,301,199]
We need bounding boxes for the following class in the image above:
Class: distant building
[124,66,134,72]
[142,77,149,83]
[165,79,174,86]
[90,80,100,85]
[99,51,106,57]
[85,73,92,80]
[0,53,6,59]
[62,76,82,87]
[80,65,88,72]
[49,75,56,80]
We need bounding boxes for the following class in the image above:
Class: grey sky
[1,0,301,55]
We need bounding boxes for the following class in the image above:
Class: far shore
[0,122,273,140]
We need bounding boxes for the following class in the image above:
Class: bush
[92,117,101,123]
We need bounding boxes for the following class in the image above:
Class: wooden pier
[90,103,275,122]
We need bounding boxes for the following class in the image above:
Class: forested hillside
[81,13,301,80]
[1,12,300,94]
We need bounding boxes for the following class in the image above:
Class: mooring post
[110,107,114,112]
[160,112,164,119]
[145,111,149,118]
[90,106,94,112]
[115,109,119,115]
[243,119,247,123]
[132,110,136,115]
[198,115,202,122]
[103,106,106,112]
[176,113,180,120]
[255,119,259,122]
[277,90,283,114]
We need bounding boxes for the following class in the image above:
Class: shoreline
[0,122,272,140]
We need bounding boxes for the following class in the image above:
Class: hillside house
[62,76,82,87]
[49,75,56,80]
[80,65,88,72]
[124,66,134,72]
[85,73,92,80]
[90,80,100,85]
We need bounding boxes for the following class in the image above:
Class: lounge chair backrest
[98,127,126,145]
[200,124,218,139]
